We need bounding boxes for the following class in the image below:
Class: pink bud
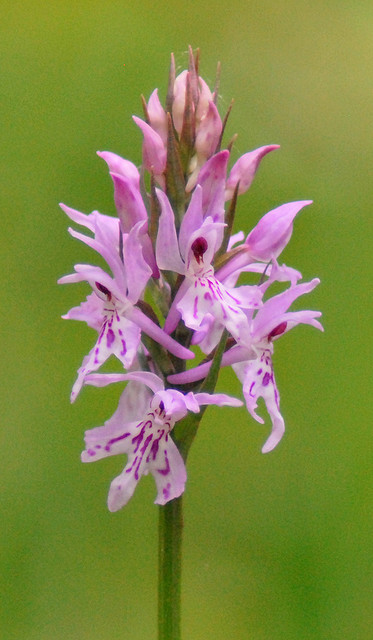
[195,101,222,159]
[133,116,167,176]
[147,89,168,145]
[97,151,140,186]
[172,70,189,135]
[196,77,214,124]
[246,200,312,261]
[225,145,280,200]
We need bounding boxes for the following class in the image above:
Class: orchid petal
[61,292,103,332]
[196,150,229,221]
[124,222,152,303]
[147,88,168,145]
[109,172,148,232]
[97,151,140,185]
[70,313,141,401]
[127,306,194,360]
[67,227,126,291]
[178,185,203,259]
[233,351,285,453]
[195,101,222,159]
[194,392,243,407]
[152,438,187,505]
[225,145,280,200]
[133,116,166,175]
[172,70,188,134]
[246,200,312,261]
[252,278,321,340]
[155,189,185,274]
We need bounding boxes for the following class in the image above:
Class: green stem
[158,496,183,640]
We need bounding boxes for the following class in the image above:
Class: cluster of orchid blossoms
[59,50,322,512]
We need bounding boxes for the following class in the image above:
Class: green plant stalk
[157,330,229,639]
[158,496,183,640]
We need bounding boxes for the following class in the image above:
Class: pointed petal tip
[261,442,274,454]
[261,434,283,454]
[59,202,71,214]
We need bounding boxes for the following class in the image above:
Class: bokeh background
[1,1,372,639]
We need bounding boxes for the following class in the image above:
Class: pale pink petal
[195,101,222,160]
[196,76,213,123]
[124,222,152,303]
[109,172,148,232]
[225,145,280,200]
[107,469,140,511]
[252,278,321,340]
[147,88,168,145]
[194,392,243,407]
[152,437,187,505]
[246,200,312,261]
[62,292,103,332]
[155,189,185,274]
[126,306,195,360]
[70,313,141,401]
[195,150,229,221]
[97,150,140,185]
[172,70,188,134]
[133,116,166,175]
[178,186,203,259]
[233,352,285,453]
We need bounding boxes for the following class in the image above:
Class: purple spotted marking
[268,321,287,340]
[191,237,208,263]
[147,430,164,462]
[120,339,126,356]
[257,368,262,375]
[132,421,150,452]
[93,346,100,365]
[262,372,271,386]
[274,388,279,406]
[225,289,241,305]
[132,433,153,479]
[96,282,111,298]
[87,449,96,457]
[204,291,212,302]
[207,279,219,301]
[193,295,199,319]
[104,432,131,452]
[249,381,255,396]
[157,450,171,476]
[126,455,138,474]
[226,304,239,314]
[106,328,115,348]
[163,483,171,500]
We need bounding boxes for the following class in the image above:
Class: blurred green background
[1,1,372,639]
